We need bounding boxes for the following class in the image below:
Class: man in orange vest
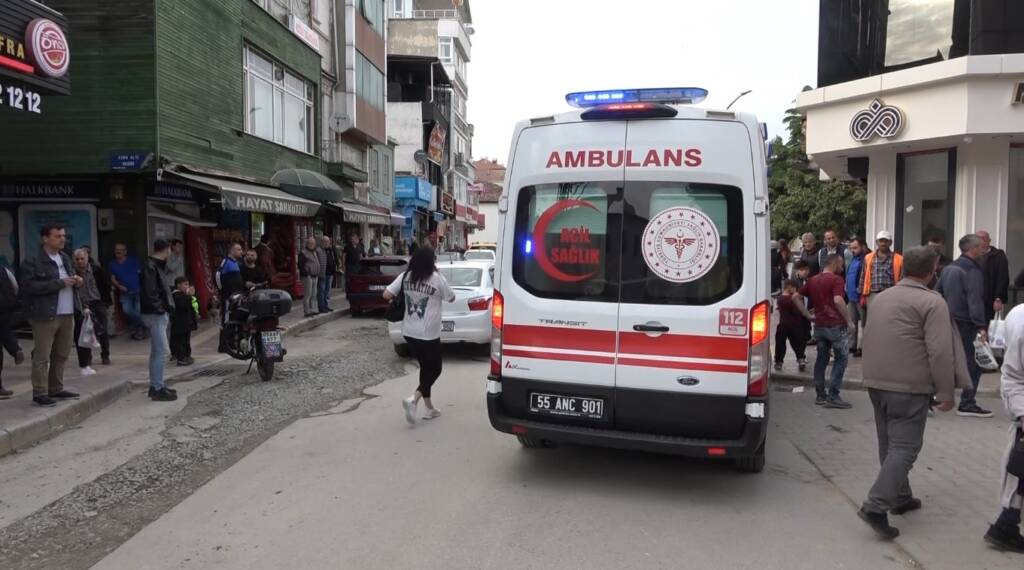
[860,230,904,325]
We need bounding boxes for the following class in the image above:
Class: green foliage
[768,88,867,241]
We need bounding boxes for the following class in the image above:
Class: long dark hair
[407,246,437,285]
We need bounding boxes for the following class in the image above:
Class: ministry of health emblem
[642,207,720,284]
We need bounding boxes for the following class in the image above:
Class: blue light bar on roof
[565,87,708,108]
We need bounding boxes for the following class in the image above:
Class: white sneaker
[422,408,441,420]
[80,366,97,376]
[402,397,417,425]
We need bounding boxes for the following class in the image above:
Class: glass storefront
[817,0,1022,87]
[896,150,956,257]
[1009,146,1024,303]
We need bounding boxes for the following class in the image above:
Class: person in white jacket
[986,303,1024,553]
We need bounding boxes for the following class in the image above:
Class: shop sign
[427,123,447,165]
[441,191,455,215]
[850,99,904,143]
[222,191,319,218]
[288,15,320,52]
[0,3,71,106]
[395,176,432,203]
[0,181,99,201]
[149,183,197,202]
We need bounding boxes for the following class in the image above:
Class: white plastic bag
[990,312,1008,351]
[974,334,999,372]
[78,314,101,350]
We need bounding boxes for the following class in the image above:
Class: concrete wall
[387,102,423,174]
[470,202,499,244]
[387,19,436,57]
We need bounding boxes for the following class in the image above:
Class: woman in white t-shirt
[384,246,456,424]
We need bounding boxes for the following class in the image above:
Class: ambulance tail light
[747,301,770,397]
[490,290,504,377]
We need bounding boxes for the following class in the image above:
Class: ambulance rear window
[619,183,743,306]
[511,182,621,303]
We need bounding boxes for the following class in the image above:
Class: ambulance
[486,88,771,472]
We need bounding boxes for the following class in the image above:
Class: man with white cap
[859,230,904,325]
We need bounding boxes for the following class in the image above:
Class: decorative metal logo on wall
[849,99,905,143]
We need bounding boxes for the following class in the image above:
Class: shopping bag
[78,314,102,350]
[990,312,1008,351]
[974,334,1000,372]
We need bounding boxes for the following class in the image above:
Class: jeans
[302,276,318,316]
[142,313,169,390]
[813,325,849,399]
[955,319,983,408]
[120,291,143,333]
[317,274,332,312]
[863,389,930,514]
[848,301,865,352]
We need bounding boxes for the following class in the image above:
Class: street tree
[768,88,867,241]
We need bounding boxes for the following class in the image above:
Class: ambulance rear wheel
[734,443,766,473]
[517,435,554,449]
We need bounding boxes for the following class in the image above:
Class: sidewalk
[772,343,1002,397]
[774,389,1018,569]
[0,299,349,458]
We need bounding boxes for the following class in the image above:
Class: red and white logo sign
[642,207,719,283]
[26,19,69,78]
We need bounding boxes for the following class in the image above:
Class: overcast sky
[467,0,820,162]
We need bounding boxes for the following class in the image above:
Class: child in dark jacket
[171,277,198,366]
[775,279,812,372]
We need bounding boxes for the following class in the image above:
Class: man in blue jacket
[937,234,992,418]
[846,238,869,357]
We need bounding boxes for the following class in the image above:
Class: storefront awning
[271,169,346,203]
[330,201,390,225]
[171,172,320,218]
[147,203,217,227]
[390,212,407,226]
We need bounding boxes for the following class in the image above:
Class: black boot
[858,507,899,539]
[985,523,1024,553]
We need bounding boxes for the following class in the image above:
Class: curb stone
[0,308,350,459]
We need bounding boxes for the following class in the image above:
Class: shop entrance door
[895,149,956,257]
[1009,145,1024,308]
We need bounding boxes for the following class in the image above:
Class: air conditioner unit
[1013,82,1024,105]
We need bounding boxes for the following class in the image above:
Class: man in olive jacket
[19,224,83,407]
[858,246,958,540]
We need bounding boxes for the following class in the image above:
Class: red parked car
[346,256,408,315]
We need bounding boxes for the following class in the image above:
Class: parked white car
[464,249,497,262]
[389,260,495,355]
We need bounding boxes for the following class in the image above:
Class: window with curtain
[243,46,315,154]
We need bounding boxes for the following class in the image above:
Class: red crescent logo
[531,199,599,283]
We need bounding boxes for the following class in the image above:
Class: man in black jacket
[140,240,177,402]
[20,224,83,407]
[978,230,1010,323]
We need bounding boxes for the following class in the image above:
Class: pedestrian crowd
[774,226,1024,553]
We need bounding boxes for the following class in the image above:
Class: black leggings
[405,337,442,398]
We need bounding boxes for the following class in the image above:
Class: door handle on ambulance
[633,323,670,333]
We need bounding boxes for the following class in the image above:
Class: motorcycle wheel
[257,359,275,382]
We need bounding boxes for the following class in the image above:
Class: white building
[798,1,1024,287]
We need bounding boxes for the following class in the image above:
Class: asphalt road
[94,356,915,570]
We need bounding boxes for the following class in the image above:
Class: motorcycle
[222,288,293,381]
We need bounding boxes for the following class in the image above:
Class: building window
[360,0,385,37]
[438,37,453,64]
[895,149,956,258]
[355,52,385,111]
[244,46,315,154]
[369,147,380,190]
[384,154,392,195]
[392,0,406,18]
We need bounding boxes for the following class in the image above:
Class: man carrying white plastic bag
[985,304,1024,553]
